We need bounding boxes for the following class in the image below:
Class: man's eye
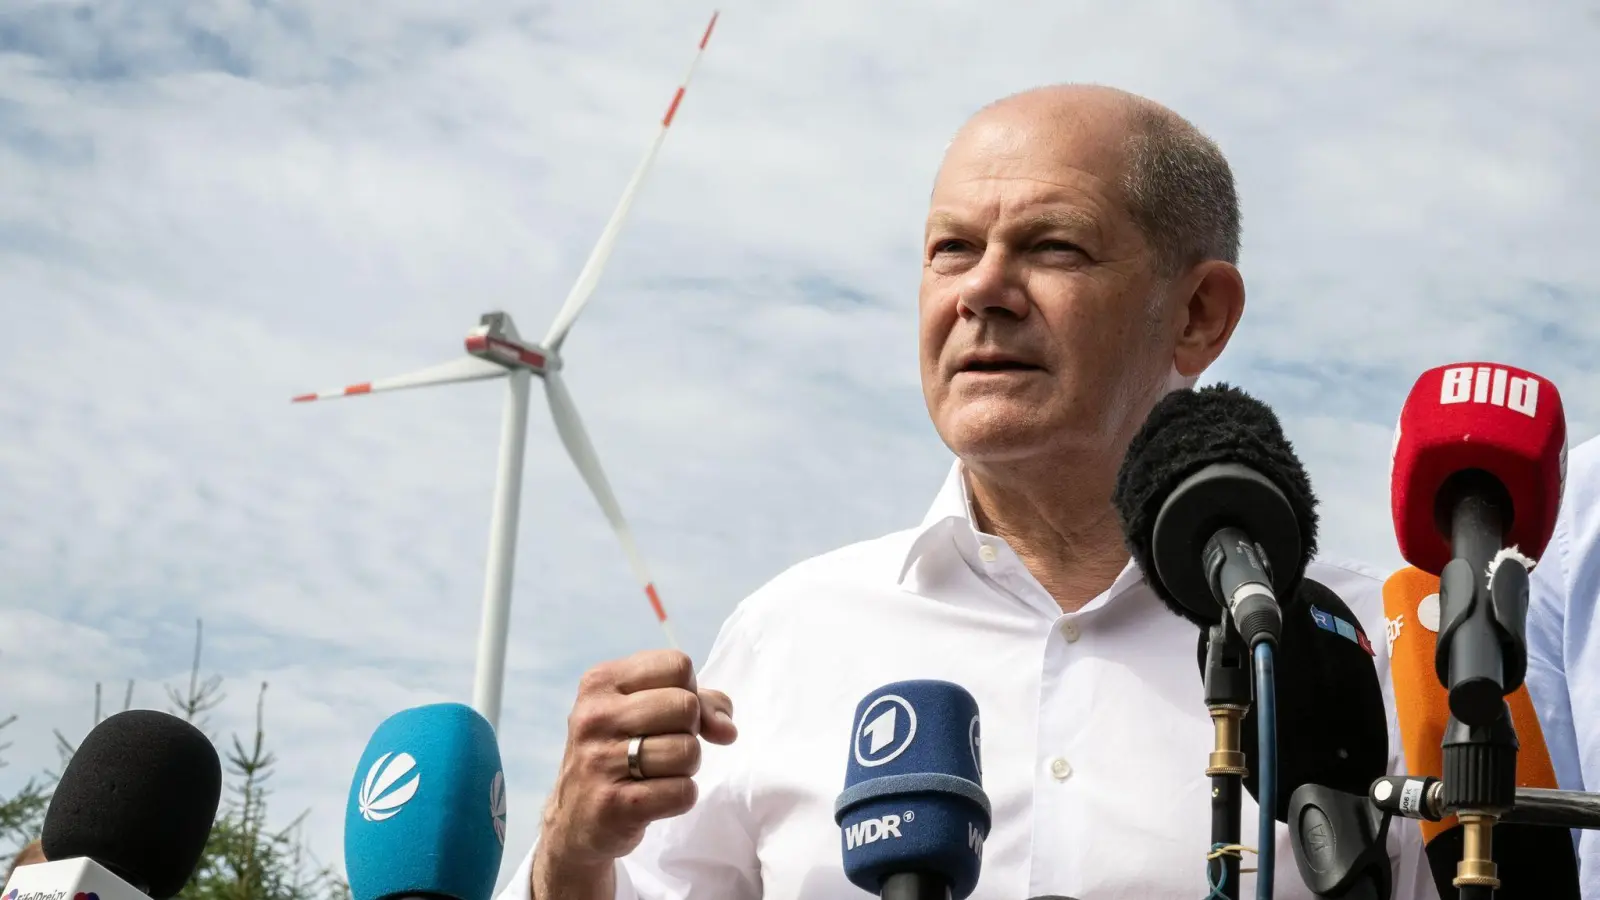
[1035,240,1082,254]
[932,239,971,254]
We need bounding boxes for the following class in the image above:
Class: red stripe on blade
[645,584,667,621]
[291,394,317,403]
[662,87,686,127]
[345,383,372,396]
[700,11,719,49]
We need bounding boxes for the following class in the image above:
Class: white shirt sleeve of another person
[1525,434,1600,894]
[498,602,766,900]
[1312,560,1439,900]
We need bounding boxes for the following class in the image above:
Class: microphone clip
[1203,621,1252,774]
[1288,784,1393,900]
[1433,486,1532,728]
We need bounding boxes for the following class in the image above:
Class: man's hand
[531,649,737,899]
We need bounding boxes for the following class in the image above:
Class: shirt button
[1060,621,1081,642]
[1049,757,1073,780]
[978,544,997,563]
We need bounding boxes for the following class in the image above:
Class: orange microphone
[1383,565,1578,897]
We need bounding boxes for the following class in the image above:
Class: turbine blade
[543,371,678,649]
[290,356,507,403]
[541,10,720,352]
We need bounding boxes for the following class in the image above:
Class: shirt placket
[1029,607,1095,894]
[969,535,1093,894]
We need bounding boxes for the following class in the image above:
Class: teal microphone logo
[358,751,420,822]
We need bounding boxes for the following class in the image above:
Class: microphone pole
[880,874,951,900]
[1204,620,1252,900]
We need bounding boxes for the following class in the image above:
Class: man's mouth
[958,357,1043,374]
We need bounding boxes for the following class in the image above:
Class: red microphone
[1390,361,1566,724]
[1388,361,1568,895]
[1391,362,1567,578]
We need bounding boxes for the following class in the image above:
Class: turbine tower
[291,11,718,731]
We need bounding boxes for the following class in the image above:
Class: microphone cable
[1253,641,1278,900]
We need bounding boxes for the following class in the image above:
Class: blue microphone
[344,702,507,900]
[833,680,991,900]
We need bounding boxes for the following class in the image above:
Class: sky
[1,0,1596,891]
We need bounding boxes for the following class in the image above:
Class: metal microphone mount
[1204,619,1252,899]
[1426,476,1533,898]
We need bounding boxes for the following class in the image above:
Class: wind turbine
[291,11,718,731]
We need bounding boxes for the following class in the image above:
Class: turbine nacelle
[466,312,560,375]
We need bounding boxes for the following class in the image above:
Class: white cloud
[1,0,1594,890]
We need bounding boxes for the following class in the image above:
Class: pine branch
[167,619,225,734]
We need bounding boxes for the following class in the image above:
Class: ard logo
[1439,366,1540,418]
[854,695,917,768]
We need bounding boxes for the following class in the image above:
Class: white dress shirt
[503,460,1436,899]
[1527,434,1600,895]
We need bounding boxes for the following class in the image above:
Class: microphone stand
[1305,773,1600,899]
[1374,778,1600,831]
[880,873,950,900]
[1204,620,1252,900]
[1429,483,1532,899]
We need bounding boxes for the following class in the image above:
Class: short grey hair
[1119,104,1241,277]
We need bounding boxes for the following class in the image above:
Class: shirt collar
[922,458,976,527]
[897,458,1150,615]
[897,460,975,584]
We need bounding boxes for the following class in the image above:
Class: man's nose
[957,252,1028,321]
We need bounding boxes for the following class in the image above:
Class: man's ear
[1172,260,1245,378]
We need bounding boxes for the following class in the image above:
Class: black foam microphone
[1115,384,1389,807]
[40,708,223,898]
[1114,384,1390,899]
[1114,382,1319,647]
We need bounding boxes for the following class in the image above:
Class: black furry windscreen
[41,709,223,898]
[1112,383,1320,618]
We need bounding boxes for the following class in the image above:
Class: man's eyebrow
[1015,208,1099,235]
[924,211,964,236]
[923,208,1102,239]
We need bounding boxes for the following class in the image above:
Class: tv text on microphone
[1114,383,1390,900]
[834,679,991,900]
[1375,361,1600,899]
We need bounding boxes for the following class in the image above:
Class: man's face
[919,107,1176,465]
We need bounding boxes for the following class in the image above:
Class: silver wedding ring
[627,735,646,781]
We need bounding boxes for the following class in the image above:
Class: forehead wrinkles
[925,178,1108,246]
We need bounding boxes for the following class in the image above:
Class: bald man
[503,85,1436,899]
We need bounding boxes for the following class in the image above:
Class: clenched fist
[531,649,737,899]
